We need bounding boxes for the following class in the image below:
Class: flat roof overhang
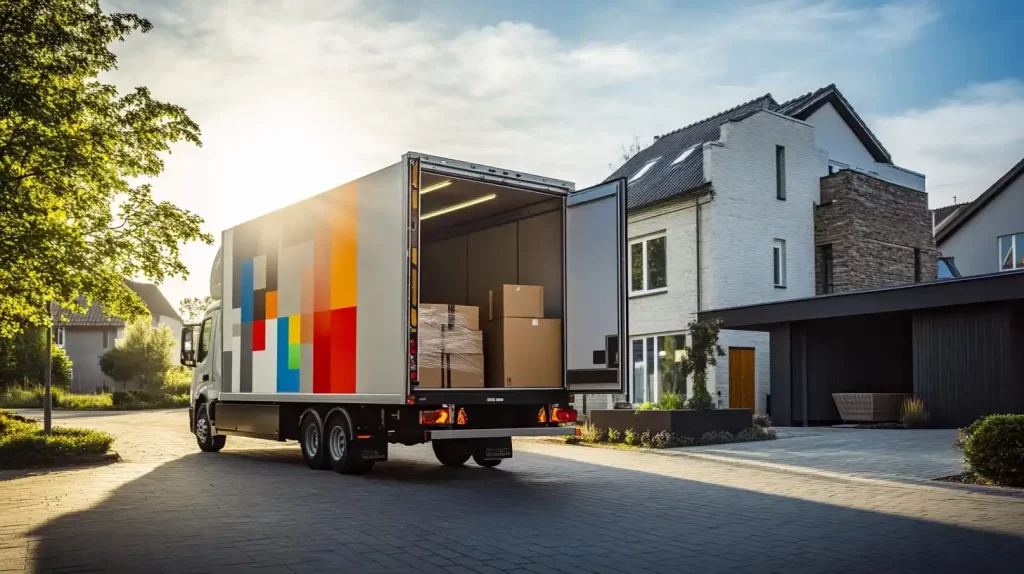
[698,270,1024,331]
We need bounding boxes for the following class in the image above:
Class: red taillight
[410,338,417,355]
[550,407,577,424]
[457,408,468,425]
[419,408,451,425]
[537,406,548,423]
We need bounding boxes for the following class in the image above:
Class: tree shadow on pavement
[26,446,1024,573]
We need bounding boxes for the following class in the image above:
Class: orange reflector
[356,434,371,439]
[575,427,582,436]
[419,408,451,425]
[551,407,578,424]
[537,406,548,423]
[457,408,468,425]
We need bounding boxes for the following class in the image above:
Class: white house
[595,85,929,415]
[935,156,1024,277]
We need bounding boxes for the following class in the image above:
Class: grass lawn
[0,410,115,469]
[0,386,189,410]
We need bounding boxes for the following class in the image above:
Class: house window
[819,244,834,294]
[102,330,109,349]
[998,233,1024,271]
[630,158,660,182]
[631,334,687,404]
[775,145,786,200]
[937,257,960,280]
[54,326,65,347]
[630,235,667,295]
[198,317,213,363]
[773,239,787,288]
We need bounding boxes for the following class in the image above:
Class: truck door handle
[202,375,209,382]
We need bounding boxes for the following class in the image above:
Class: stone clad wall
[815,170,938,294]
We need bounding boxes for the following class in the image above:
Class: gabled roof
[931,201,971,231]
[936,156,1024,244]
[605,94,777,210]
[776,84,891,164]
[55,281,181,328]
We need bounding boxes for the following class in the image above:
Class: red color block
[330,306,357,394]
[252,320,265,352]
[313,311,332,393]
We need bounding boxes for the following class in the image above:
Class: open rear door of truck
[564,178,628,398]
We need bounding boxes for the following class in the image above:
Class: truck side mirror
[180,326,197,367]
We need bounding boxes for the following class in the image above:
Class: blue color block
[241,259,254,323]
[277,317,299,392]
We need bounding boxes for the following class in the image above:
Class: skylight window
[630,158,659,182]
[672,146,696,165]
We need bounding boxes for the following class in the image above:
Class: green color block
[289,343,300,370]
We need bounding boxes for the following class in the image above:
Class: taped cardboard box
[420,324,482,357]
[417,354,484,388]
[488,285,544,320]
[420,303,480,330]
[484,318,561,388]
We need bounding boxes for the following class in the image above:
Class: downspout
[696,200,702,312]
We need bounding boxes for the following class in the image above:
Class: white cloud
[99,0,943,305]
[874,79,1024,206]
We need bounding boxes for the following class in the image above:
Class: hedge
[0,411,115,469]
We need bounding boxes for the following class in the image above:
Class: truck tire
[325,414,366,474]
[472,453,502,468]
[432,441,471,467]
[299,413,330,470]
[195,403,226,453]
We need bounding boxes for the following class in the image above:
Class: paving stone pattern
[1,410,1023,573]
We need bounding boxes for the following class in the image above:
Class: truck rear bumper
[428,426,574,440]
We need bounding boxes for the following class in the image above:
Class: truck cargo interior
[418,171,565,390]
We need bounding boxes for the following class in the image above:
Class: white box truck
[180,153,628,473]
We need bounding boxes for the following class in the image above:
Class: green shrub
[111,390,135,407]
[59,393,113,409]
[0,411,114,468]
[580,423,604,443]
[129,389,161,404]
[961,414,1024,487]
[624,428,640,446]
[900,397,929,429]
[656,393,687,410]
[162,367,192,396]
[0,386,42,408]
[753,413,772,428]
[639,430,652,448]
[634,402,656,412]
[696,430,734,445]
[606,428,622,443]
[162,394,189,408]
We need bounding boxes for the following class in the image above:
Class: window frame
[629,158,660,182]
[998,233,1024,271]
[198,317,213,364]
[775,145,786,200]
[630,333,687,405]
[54,326,65,347]
[629,233,668,296]
[773,239,787,288]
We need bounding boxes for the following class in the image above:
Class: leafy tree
[680,318,724,410]
[0,328,73,389]
[98,317,173,390]
[178,296,214,324]
[0,0,212,338]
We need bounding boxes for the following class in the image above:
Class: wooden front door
[728,347,755,410]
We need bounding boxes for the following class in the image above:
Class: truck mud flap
[356,437,389,463]
[474,437,513,461]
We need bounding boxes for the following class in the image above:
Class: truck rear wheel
[195,403,226,453]
[325,414,369,474]
[299,413,330,470]
[432,440,471,467]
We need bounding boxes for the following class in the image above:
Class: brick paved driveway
[2,410,1023,573]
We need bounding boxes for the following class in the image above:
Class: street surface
[2,410,1022,573]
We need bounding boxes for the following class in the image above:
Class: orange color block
[265,291,278,319]
[330,183,358,309]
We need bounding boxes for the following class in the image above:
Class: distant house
[56,280,182,393]
[935,156,1024,277]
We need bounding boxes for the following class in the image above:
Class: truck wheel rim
[329,426,346,461]
[196,416,208,443]
[305,425,319,457]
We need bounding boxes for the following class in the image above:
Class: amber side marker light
[419,408,451,425]
[537,406,548,423]
[457,408,468,425]
[550,407,578,424]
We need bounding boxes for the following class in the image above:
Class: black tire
[432,441,471,467]
[299,413,330,470]
[325,413,360,474]
[195,403,226,453]
[472,453,502,468]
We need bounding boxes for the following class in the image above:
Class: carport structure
[699,271,1024,428]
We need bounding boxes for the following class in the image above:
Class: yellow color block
[289,314,301,345]
[330,182,358,309]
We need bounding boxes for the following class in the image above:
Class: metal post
[44,302,53,435]
[801,327,808,428]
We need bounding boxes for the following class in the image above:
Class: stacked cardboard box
[484,285,562,388]
[418,303,484,388]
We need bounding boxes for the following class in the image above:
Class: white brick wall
[702,110,827,412]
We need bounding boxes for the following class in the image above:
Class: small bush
[580,423,604,444]
[961,414,1024,487]
[624,428,640,446]
[0,410,114,468]
[0,386,42,408]
[696,430,734,445]
[752,413,772,428]
[130,389,161,404]
[111,390,135,407]
[162,394,190,408]
[900,397,929,429]
[58,393,113,410]
[634,402,656,412]
[606,428,622,443]
[162,367,192,396]
[640,430,652,448]
[656,393,687,410]
[563,433,581,445]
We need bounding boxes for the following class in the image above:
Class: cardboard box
[420,324,483,357]
[420,303,480,330]
[447,354,485,388]
[485,318,561,388]
[418,364,443,388]
[488,285,544,320]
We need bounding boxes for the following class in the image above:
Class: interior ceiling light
[420,180,453,194]
[421,194,497,220]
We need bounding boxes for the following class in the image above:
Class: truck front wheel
[195,403,226,453]
[432,440,472,467]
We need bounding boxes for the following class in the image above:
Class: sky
[101,0,1024,310]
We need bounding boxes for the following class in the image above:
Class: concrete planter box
[589,409,753,439]
[832,393,910,422]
